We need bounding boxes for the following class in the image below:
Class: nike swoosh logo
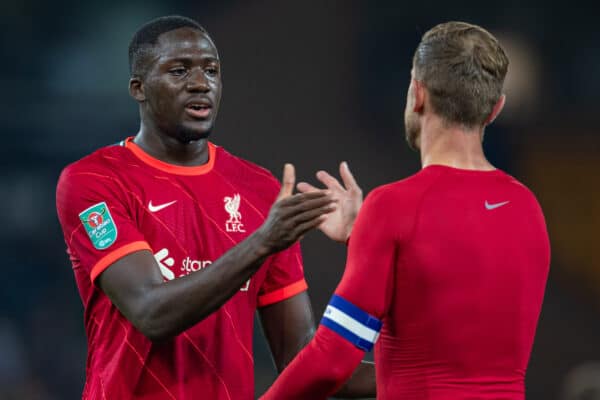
[148,200,177,212]
[485,200,510,210]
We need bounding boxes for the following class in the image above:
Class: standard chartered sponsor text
[182,257,212,273]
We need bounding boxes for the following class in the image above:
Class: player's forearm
[331,361,376,398]
[135,231,272,341]
[262,327,365,400]
[104,190,333,341]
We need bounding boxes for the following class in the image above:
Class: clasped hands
[257,162,362,254]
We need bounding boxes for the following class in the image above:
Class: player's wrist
[333,232,351,244]
[338,210,357,244]
[341,223,353,244]
[248,228,276,258]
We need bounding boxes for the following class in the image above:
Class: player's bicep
[97,250,165,325]
[336,189,397,319]
[320,294,382,353]
[319,189,396,352]
[57,169,152,280]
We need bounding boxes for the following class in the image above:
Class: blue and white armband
[320,294,382,352]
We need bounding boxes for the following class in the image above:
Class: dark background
[1,1,599,399]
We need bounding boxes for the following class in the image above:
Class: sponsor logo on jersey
[224,194,245,233]
[79,202,117,250]
[484,200,510,210]
[153,248,175,281]
[153,248,250,291]
[148,200,177,213]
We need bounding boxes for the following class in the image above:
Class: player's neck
[419,117,494,171]
[133,124,210,167]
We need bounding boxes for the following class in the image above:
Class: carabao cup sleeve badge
[78,201,118,250]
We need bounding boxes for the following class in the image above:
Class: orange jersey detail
[90,241,152,283]
[125,137,216,176]
[257,279,308,307]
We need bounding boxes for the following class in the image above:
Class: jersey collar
[124,136,216,176]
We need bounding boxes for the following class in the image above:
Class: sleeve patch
[320,294,382,352]
[78,201,118,250]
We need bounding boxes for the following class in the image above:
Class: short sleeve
[257,242,308,307]
[56,166,151,283]
[335,187,398,319]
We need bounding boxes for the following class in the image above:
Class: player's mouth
[185,101,212,119]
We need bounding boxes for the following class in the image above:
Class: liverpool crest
[224,194,245,233]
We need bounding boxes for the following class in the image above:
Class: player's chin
[175,122,213,143]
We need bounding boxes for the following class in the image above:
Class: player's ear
[129,76,146,102]
[412,79,426,113]
[485,94,506,125]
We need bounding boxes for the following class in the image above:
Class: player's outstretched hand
[296,162,362,243]
[256,164,337,253]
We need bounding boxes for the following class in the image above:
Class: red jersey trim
[257,279,308,307]
[90,241,152,283]
[124,137,217,176]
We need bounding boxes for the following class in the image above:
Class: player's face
[142,28,222,142]
[404,70,421,151]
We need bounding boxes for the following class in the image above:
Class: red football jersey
[263,165,550,400]
[56,137,307,400]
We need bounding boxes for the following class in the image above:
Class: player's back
[376,165,549,399]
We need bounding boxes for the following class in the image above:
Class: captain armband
[320,294,382,352]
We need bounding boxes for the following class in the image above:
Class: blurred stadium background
[1,0,599,398]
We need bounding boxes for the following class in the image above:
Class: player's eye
[169,67,187,76]
[205,66,219,76]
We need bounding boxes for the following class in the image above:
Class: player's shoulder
[495,170,542,206]
[56,142,132,215]
[58,141,130,185]
[61,141,128,173]
[365,169,437,204]
[496,169,529,190]
[214,144,280,188]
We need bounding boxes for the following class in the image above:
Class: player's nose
[186,69,210,92]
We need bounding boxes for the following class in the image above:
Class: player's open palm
[257,164,337,253]
[297,162,362,243]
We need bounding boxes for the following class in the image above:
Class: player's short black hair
[128,15,208,76]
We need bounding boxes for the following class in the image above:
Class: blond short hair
[413,21,509,127]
